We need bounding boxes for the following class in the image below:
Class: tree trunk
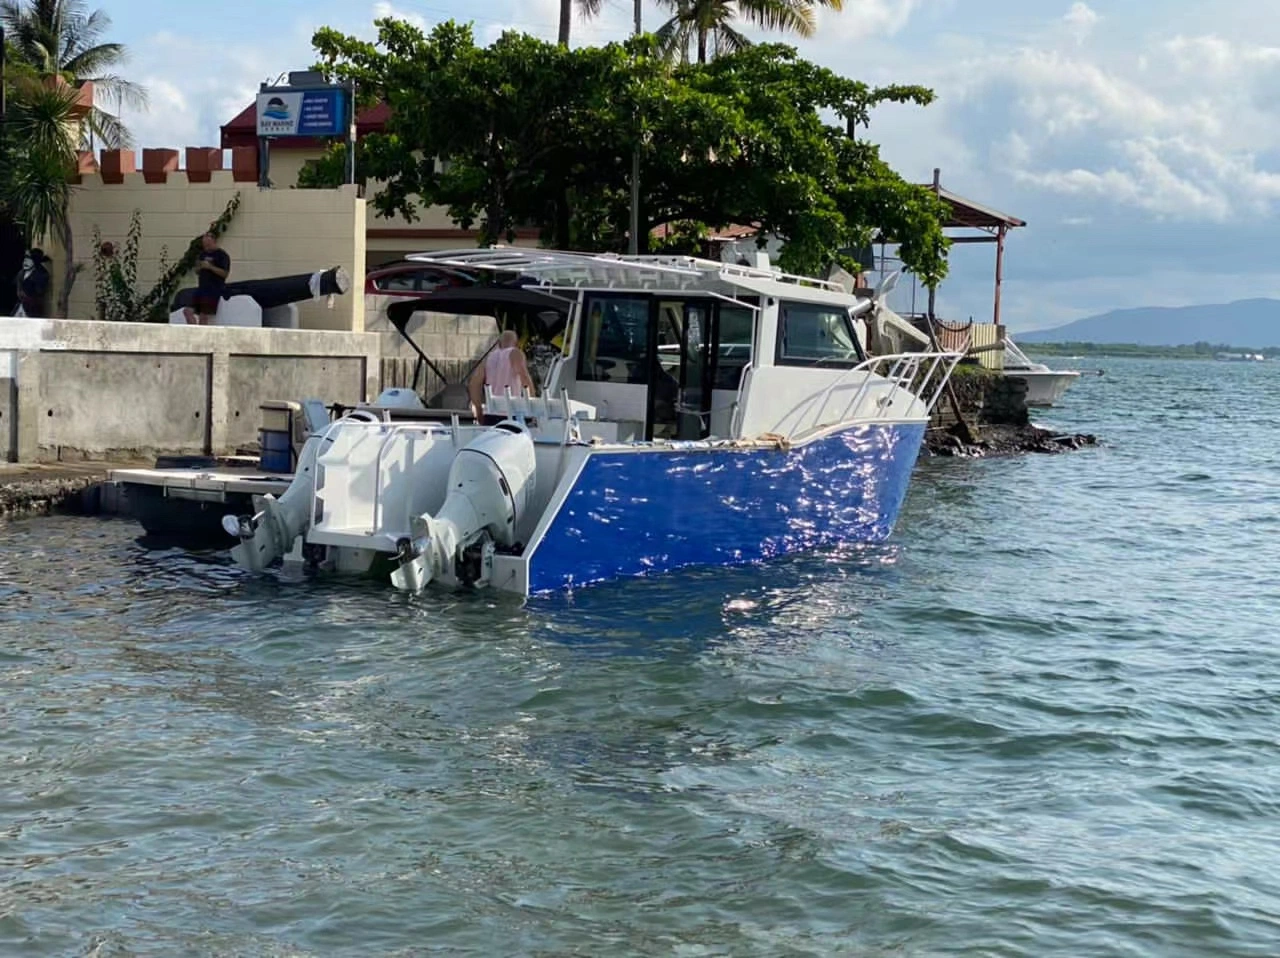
[554,183,572,248]
[56,206,74,318]
[697,28,707,64]
[558,0,572,45]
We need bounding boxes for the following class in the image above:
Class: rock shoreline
[925,423,1099,458]
[0,466,112,521]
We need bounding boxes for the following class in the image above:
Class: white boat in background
[222,248,962,598]
[1215,351,1266,362]
[1002,337,1081,407]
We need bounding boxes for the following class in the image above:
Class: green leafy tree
[1,0,148,147]
[305,19,950,285]
[2,72,81,315]
[655,0,844,63]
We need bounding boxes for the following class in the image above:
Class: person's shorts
[192,293,219,315]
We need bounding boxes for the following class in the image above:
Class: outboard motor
[391,420,536,592]
[224,434,325,572]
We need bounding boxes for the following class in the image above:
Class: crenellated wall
[60,148,367,332]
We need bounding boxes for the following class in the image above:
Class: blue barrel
[259,428,293,473]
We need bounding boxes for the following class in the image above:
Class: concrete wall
[1,318,380,462]
[62,160,366,332]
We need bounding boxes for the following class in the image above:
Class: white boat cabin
[386,249,930,444]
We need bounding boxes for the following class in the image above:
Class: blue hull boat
[224,248,960,597]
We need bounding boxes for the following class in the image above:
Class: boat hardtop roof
[405,246,870,310]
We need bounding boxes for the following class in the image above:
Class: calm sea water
[3,356,1279,957]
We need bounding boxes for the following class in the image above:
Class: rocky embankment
[926,364,1100,458]
[0,465,111,520]
[925,422,1099,458]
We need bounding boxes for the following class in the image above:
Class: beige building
[219,100,541,268]
[64,149,365,330]
[56,98,537,332]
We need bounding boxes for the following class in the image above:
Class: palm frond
[61,41,127,80]
[1,77,80,241]
[2,0,147,142]
[77,72,147,112]
[737,0,817,37]
[8,77,81,158]
[712,23,751,56]
[654,13,697,63]
[81,104,129,149]
[4,153,71,240]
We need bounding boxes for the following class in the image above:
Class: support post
[627,0,642,256]
[258,136,270,189]
[346,80,357,186]
[923,167,975,444]
[993,223,1006,327]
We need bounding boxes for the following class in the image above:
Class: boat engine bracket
[458,539,496,588]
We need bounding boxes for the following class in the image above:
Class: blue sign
[256,87,349,138]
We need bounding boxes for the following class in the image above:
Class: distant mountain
[1018,298,1280,347]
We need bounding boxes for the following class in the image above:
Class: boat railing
[1002,336,1035,368]
[729,362,753,437]
[807,350,964,428]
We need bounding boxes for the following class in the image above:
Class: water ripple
[1,358,1279,956]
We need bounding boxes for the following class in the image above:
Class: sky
[107,0,1280,331]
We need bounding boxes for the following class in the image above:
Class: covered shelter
[923,167,1026,327]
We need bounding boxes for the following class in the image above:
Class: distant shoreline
[1023,342,1279,360]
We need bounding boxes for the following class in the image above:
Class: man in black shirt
[183,232,231,325]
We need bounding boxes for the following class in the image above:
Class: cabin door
[652,300,712,440]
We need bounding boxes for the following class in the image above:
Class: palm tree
[558,0,606,47]
[655,0,844,63]
[2,74,82,315]
[0,0,147,148]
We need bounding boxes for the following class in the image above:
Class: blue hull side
[526,421,927,594]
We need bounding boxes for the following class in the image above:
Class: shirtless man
[468,329,536,422]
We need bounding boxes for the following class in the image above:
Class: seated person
[469,329,537,423]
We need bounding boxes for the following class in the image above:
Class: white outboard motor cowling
[374,387,426,410]
[391,420,536,592]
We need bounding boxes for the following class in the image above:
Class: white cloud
[844,28,1280,230]
[817,0,926,42]
[120,23,319,151]
[371,1,429,31]
[1061,2,1098,45]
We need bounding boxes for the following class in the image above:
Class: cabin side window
[714,304,755,389]
[576,295,651,384]
[775,301,866,367]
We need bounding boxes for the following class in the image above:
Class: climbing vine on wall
[89,192,243,322]
[92,210,170,323]
[138,192,241,322]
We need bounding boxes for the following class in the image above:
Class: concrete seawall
[1,318,382,463]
